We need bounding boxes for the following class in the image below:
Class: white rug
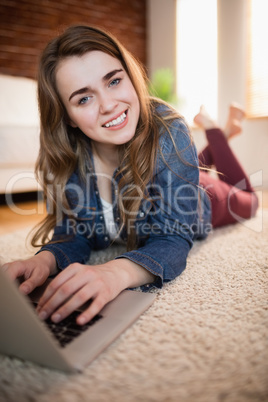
[0,211,267,402]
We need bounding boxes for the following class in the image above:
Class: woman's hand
[37,259,155,325]
[2,251,57,295]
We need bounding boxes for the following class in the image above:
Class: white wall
[217,0,268,189]
[147,0,268,189]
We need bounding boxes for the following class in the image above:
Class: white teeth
[104,112,126,128]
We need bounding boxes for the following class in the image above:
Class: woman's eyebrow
[103,68,123,82]
[69,69,123,102]
[69,86,91,101]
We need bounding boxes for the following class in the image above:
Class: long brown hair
[31,25,184,250]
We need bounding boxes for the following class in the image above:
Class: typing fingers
[50,284,98,325]
[37,263,117,325]
[76,293,109,325]
[50,284,111,326]
[37,263,88,321]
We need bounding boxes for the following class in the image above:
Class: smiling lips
[103,110,128,128]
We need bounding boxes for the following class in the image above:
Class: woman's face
[56,50,140,149]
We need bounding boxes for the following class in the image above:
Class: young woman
[3,25,258,326]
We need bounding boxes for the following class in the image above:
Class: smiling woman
[2,25,258,328]
[56,51,140,148]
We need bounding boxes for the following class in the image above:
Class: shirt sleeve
[36,169,96,270]
[36,215,94,270]
[115,117,200,288]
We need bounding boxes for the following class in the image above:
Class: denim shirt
[39,108,212,289]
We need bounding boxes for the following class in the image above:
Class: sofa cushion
[0,74,39,126]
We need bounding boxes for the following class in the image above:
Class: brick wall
[0,0,147,79]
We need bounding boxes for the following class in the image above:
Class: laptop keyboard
[32,302,103,348]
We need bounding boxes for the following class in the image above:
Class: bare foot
[224,102,245,139]
[193,105,219,130]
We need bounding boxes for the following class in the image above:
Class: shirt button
[95,190,99,195]
[116,217,120,222]
[104,236,109,242]
[139,211,145,218]
[100,215,103,221]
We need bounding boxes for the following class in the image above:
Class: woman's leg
[195,105,259,227]
[205,128,254,190]
[198,146,214,168]
[196,103,245,169]
[199,171,259,228]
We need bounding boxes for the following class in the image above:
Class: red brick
[0,0,147,79]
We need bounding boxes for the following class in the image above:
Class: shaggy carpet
[0,210,267,402]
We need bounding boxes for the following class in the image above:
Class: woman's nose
[99,92,118,114]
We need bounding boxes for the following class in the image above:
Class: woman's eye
[78,96,91,105]
[109,78,121,87]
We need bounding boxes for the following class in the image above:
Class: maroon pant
[199,128,259,228]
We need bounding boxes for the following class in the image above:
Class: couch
[0,74,40,194]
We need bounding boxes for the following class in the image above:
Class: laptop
[0,268,155,372]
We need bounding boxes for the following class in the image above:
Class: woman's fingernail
[39,311,48,320]
[21,284,30,294]
[78,316,86,325]
[52,313,61,323]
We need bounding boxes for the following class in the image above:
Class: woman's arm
[116,117,201,288]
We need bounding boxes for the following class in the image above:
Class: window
[246,0,268,118]
[176,0,218,124]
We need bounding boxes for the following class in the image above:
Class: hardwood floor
[0,200,46,235]
[1,191,268,235]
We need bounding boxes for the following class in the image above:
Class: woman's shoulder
[154,102,191,152]
[152,101,198,173]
